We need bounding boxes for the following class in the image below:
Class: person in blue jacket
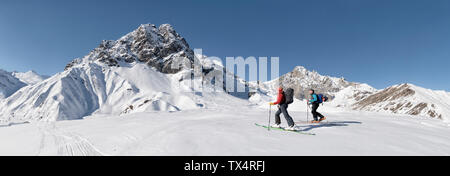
[308,89,326,123]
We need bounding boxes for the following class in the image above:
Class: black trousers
[275,104,295,127]
[311,103,325,121]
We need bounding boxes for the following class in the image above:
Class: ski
[295,121,329,124]
[255,123,316,135]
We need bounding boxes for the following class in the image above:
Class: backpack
[316,94,328,103]
[284,88,295,104]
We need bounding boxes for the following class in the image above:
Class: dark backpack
[284,88,294,104]
[316,94,328,103]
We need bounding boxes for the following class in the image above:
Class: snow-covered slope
[353,84,450,122]
[12,71,48,85]
[0,23,247,121]
[1,105,450,156]
[1,62,206,121]
[0,69,27,99]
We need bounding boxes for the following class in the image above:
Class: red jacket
[273,88,285,105]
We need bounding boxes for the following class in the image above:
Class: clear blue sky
[0,0,449,91]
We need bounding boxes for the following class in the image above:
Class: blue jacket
[309,94,318,104]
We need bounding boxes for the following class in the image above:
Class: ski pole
[268,105,271,131]
[306,101,309,122]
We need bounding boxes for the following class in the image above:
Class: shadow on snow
[296,121,362,132]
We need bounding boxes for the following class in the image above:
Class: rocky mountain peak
[65,23,194,74]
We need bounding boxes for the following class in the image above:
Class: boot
[319,117,327,122]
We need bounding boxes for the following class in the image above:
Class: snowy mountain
[353,83,450,122]
[0,24,246,121]
[0,69,27,99]
[12,71,48,85]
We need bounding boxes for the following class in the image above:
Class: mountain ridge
[352,83,450,121]
[0,23,448,122]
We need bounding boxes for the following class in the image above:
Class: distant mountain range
[0,23,448,122]
[253,67,449,122]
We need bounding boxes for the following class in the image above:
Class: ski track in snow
[37,122,105,156]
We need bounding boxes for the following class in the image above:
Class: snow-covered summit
[12,70,48,85]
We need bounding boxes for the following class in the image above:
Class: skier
[308,89,326,123]
[269,87,296,130]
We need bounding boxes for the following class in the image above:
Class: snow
[1,102,450,156]
[12,70,48,85]
[408,84,450,122]
[0,62,207,121]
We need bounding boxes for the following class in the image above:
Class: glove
[269,102,275,106]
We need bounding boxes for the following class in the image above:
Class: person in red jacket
[269,87,295,130]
